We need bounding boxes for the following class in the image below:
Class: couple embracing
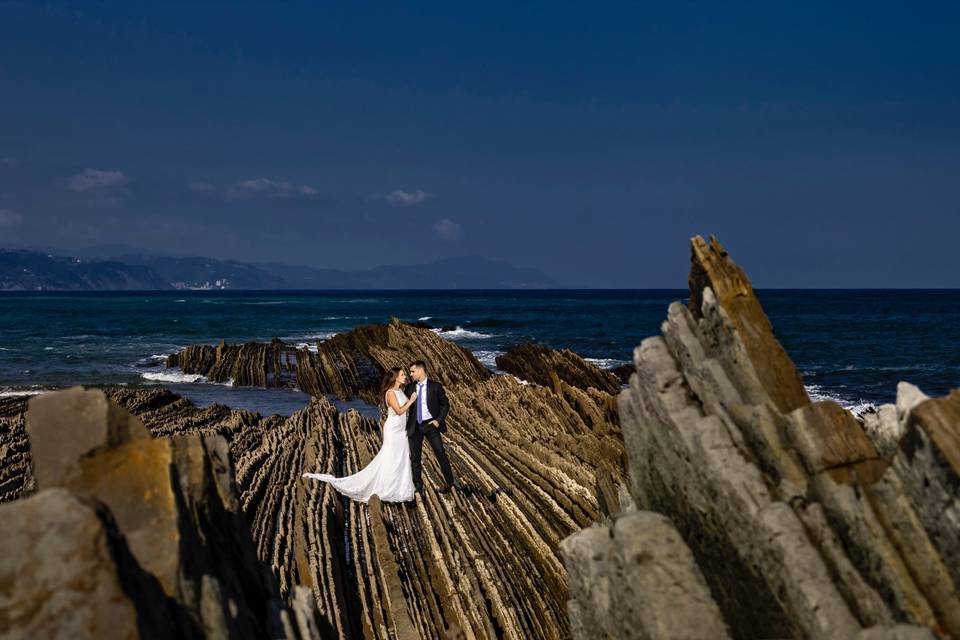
[302,360,462,503]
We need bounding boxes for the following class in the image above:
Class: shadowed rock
[561,509,730,640]
[2,387,321,639]
[0,488,196,639]
[597,234,959,639]
[495,342,622,394]
[0,396,32,502]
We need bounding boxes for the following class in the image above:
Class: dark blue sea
[1,290,958,416]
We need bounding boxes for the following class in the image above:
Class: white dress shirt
[417,378,434,422]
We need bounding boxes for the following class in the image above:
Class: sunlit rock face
[561,235,956,640]
[1,316,626,638]
[3,234,956,639]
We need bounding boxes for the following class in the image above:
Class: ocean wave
[0,387,52,397]
[473,350,505,369]
[142,371,210,384]
[132,352,180,367]
[141,370,234,386]
[280,331,337,343]
[585,357,631,369]
[418,316,432,321]
[431,326,494,340]
[804,384,875,416]
[295,342,319,353]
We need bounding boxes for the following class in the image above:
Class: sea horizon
[3,288,958,417]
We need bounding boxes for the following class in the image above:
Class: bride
[301,367,417,503]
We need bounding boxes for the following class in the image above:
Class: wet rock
[609,363,634,385]
[495,342,622,394]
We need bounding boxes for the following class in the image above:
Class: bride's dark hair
[379,367,402,403]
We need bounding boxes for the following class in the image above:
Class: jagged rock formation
[561,235,956,640]
[561,507,731,639]
[169,319,492,404]
[0,396,32,502]
[1,319,626,637]
[0,488,192,638]
[3,387,321,638]
[496,342,622,395]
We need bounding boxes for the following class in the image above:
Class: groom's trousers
[409,426,455,490]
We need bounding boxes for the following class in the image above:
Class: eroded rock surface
[168,318,492,404]
[565,235,959,639]
[1,318,626,638]
[495,342,622,394]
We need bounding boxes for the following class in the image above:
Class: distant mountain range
[0,247,559,290]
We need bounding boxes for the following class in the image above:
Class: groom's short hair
[409,360,426,371]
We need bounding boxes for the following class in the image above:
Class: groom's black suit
[404,378,456,490]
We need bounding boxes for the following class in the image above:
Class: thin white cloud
[433,218,462,240]
[385,189,432,207]
[0,208,22,226]
[193,178,320,200]
[69,168,128,192]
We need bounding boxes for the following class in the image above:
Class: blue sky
[1,1,958,286]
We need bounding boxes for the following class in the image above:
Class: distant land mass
[0,247,559,290]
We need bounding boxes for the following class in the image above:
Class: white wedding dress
[302,388,415,503]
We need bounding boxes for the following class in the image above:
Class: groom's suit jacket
[404,379,450,436]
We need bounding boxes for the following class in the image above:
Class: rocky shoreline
[1,235,957,639]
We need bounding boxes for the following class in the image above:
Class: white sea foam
[431,326,493,340]
[585,357,630,369]
[142,371,210,384]
[280,331,337,343]
[295,342,319,353]
[473,350,505,369]
[0,388,51,397]
[418,316,432,321]
[43,346,54,351]
[805,384,876,417]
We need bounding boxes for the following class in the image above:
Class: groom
[405,360,460,494]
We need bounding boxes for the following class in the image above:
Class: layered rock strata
[2,386,321,639]
[561,235,957,640]
[1,318,626,637]
[168,319,492,404]
[496,342,622,394]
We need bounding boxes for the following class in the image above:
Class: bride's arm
[386,389,417,414]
